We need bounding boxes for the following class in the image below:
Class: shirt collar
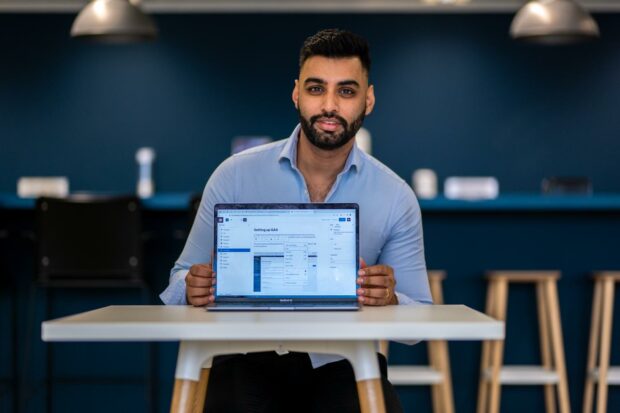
[279,124,362,173]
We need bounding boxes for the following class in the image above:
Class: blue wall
[1,13,620,194]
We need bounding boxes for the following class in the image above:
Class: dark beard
[298,108,365,151]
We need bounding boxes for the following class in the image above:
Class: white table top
[42,305,503,342]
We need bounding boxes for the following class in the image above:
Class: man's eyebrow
[304,77,326,85]
[337,80,360,87]
[303,78,361,87]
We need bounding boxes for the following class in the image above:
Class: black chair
[36,195,144,288]
[0,222,19,413]
[28,195,155,413]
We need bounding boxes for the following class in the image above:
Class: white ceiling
[1,0,619,13]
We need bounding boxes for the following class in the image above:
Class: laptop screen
[214,204,359,299]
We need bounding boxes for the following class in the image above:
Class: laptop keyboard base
[207,303,359,311]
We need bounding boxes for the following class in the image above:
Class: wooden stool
[477,271,570,413]
[381,271,454,413]
[583,272,620,413]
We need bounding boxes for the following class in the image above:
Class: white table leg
[342,341,385,413]
[170,340,384,413]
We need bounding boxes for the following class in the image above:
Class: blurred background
[0,1,619,412]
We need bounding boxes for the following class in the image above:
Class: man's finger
[186,285,212,295]
[189,293,210,300]
[358,264,392,276]
[358,295,385,306]
[359,275,392,287]
[188,285,211,295]
[189,287,216,298]
[358,287,390,299]
[359,257,367,269]
[190,296,211,307]
[190,264,213,277]
[189,271,216,280]
[187,277,216,288]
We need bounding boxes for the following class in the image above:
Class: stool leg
[595,279,615,413]
[477,279,496,413]
[488,278,508,413]
[428,341,443,413]
[192,368,211,413]
[429,276,443,305]
[435,340,454,413]
[545,279,571,413]
[583,280,603,413]
[428,275,449,413]
[426,341,443,413]
[537,282,557,413]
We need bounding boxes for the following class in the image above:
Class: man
[161,28,432,413]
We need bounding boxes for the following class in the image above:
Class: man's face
[292,56,375,151]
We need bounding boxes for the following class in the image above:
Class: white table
[42,305,503,413]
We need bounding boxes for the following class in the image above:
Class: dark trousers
[203,351,403,413]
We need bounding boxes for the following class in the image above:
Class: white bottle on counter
[356,127,372,155]
[412,168,438,199]
[136,147,156,198]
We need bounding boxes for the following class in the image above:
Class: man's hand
[185,263,216,306]
[356,258,398,306]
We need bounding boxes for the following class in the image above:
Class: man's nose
[321,91,339,113]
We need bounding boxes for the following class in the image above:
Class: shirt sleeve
[159,158,236,305]
[377,181,433,305]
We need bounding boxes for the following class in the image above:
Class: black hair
[299,29,371,74]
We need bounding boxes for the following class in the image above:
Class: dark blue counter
[419,194,620,211]
[0,193,194,211]
[3,192,620,211]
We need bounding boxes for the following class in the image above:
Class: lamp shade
[71,0,157,42]
[510,0,599,44]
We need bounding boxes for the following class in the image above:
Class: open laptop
[207,203,360,311]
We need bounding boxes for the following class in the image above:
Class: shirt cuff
[159,270,189,305]
[394,291,428,306]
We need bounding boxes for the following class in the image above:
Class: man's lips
[314,118,343,132]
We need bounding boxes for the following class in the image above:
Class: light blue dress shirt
[160,124,432,367]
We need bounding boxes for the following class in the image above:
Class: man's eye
[340,88,356,96]
[307,86,323,94]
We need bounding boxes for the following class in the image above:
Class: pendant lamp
[510,0,600,44]
[71,0,157,42]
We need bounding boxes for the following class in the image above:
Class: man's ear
[365,84,376,116]
[292,79,299,109]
